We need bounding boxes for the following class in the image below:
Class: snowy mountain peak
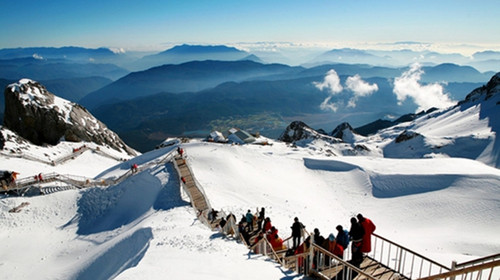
[278,120,341,144]
[3,79,137,156]
[460,72,500,104]
[330,122,362,143]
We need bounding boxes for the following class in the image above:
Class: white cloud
[320,96,339,112]
[314,70,379,111]
[393,63,456,112]
[345,74,378,108]
[314,69,343,93]
[314,69,343,112]
[32,53,44,60]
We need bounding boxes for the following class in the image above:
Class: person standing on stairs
[246,210,254,232]
[357,213,376,254]
[291,217,305,250]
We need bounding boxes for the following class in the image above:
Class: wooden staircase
[172,156,210,216]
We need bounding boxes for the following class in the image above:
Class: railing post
[450,260,457,280]
[397,247,403,273]
[308,242,314,276]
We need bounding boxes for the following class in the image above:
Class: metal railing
[418,259,500,280]
[311,243,377,280]
[368,233,450,279]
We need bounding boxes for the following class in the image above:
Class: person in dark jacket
[245,210,254,232]
[335,225,350,250]
[291,217,305,249]
[349,217,365,266]
[313,228,325,245]
[219,217,227,229]
[258,207,265,231]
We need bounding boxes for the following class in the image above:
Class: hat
[329,234,335,241]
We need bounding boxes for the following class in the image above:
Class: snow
[0,135,499,279]
[0,76,498,278]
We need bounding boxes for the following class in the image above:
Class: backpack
[338,230,350,249]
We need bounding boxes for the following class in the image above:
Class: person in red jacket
[357,213,376,253]
[270,234,285,251]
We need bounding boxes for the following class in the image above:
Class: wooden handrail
[417,259,500,280]
[373,233,450,271]
[455,253,500,268]
[311,243,378,280]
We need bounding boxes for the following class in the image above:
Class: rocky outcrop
[4,79,137,156]
[330,122,354,140]
[278,120,341,144]
[395,130,422,143]
[460,72,500,104]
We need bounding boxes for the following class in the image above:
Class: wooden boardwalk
[173,156,210,214]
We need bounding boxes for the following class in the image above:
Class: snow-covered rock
[4,79,137,156]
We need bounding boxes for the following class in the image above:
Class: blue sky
[1,0,499,54]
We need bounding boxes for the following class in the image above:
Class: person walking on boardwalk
[349,217,365,266]
[291,217,305,249]
[257,207,265,231]
[245,210,254,232]
[357,213,376,253]
[335,225,350,250]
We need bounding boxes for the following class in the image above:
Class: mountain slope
[0,135,499,279]
[81,60,304,109]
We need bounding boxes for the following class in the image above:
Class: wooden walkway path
[172,156,210,215]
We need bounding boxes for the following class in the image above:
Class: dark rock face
[395,130,422,143]
[278,120,341,144]
[460,72,500,104]
[0,130,4,150]
[4,79,137,156]
[330,122,354,140]
[278,121,313,143]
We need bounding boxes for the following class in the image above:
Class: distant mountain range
[1,44,498,152]
[131,44,251,70]
[80,60,304,108]
[0,57,129,80]
[309,48,500,73]
[87,61,487,151]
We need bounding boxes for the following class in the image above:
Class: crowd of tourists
[211,207,376,268]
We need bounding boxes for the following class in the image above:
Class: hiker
[238,221,251,245]
[263,217,272,233]
[181,177,186,184]
[257,207,265,231]
[11,172,18,182]
[177,147,184,157]
[266,226,278,240]
[349,217,365,266]
[38,173,43,182]
[131,163,138,173]
[313,228,325,246]
[357,213,376,253]
[335,225,350,250]
[291,217,305,249]
[245,209,254,232]
[219,217,227,229]
[270,234,286,251]
[294,236,311,274]
[326,233,344,259]
[210,208,219,223]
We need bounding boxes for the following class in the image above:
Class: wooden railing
[311,243,378,280]
[366,233,451,279]
[418,259,500,280]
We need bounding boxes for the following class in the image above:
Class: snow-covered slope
[0,74,498,279]
[0,137,499,279]
[283,73,500,168]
